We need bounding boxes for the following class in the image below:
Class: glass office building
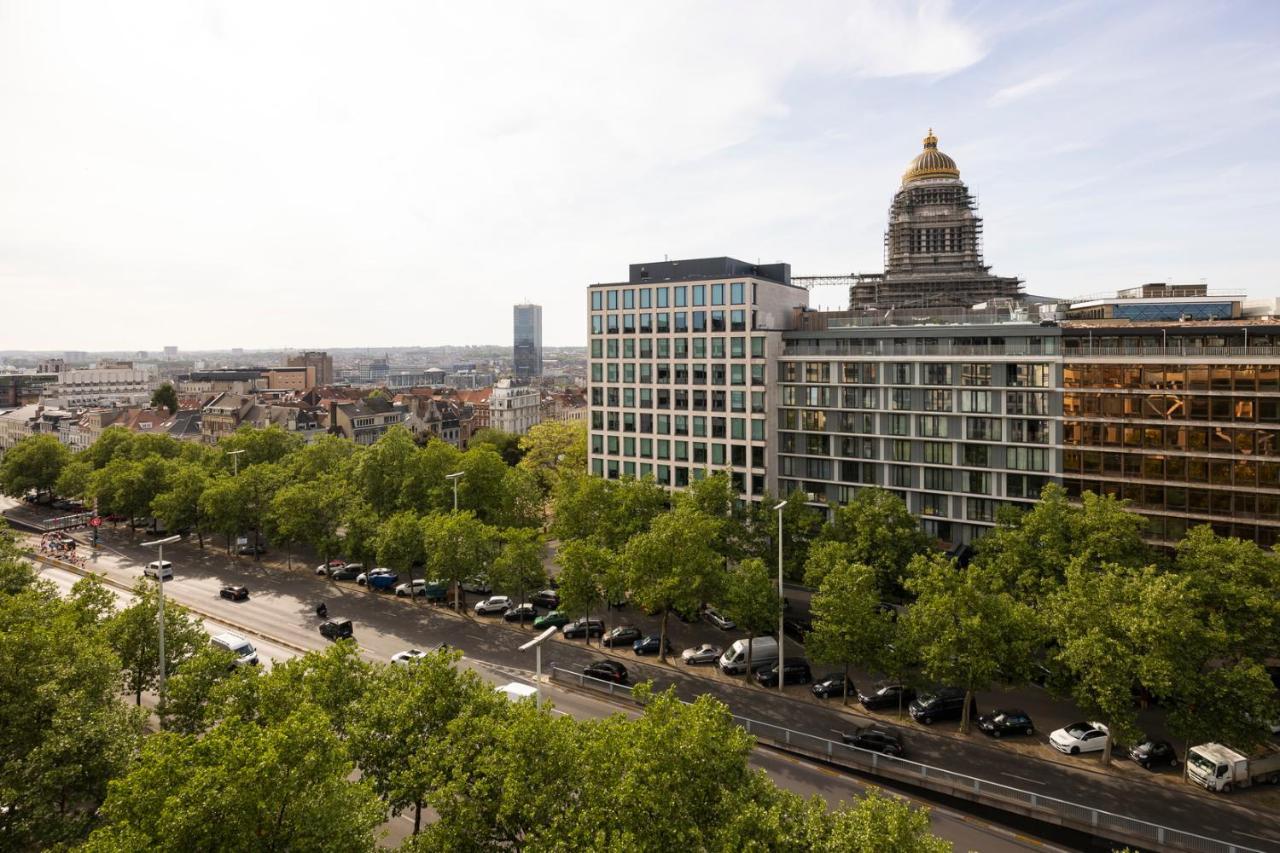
[514,303,543,379]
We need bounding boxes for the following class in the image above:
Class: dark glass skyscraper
[514,303,543,379]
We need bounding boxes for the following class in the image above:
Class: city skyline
[3,1,1279,351]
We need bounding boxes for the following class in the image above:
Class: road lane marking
[1234,830,1280,844]
[1000,772,1046,786]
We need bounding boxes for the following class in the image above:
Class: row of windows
[593,459,767,494]
[780,361,1052,387]
[1062,483,1280,547]
[1063,450,1280,488]
[590,310,749,335]
[592,362,763,386]
[778,386,1048,415]
[1063,423,1279,456]
[592,434,767,465]
[778,478,1016,523]
[590,385,767,411]
[591,336,767,359]
[591,413,766,439]
[778,410,1052,444]
[1063,393,1280,423]
[591,282,750,311]
[1063,363,1280,393]
[778,433,1051,469]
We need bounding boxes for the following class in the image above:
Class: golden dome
[902,129,960,184]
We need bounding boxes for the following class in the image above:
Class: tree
[550,473,667,550]
[0,586,145,849]
[457,445,511,522]
[623,506,723,662]
[489,528,547,622]
[517,420,587,493]
[470,427,524,466]
[286,433,358,482]
[805,561,892,704]
[198,474,251,554]
[0,519,38,595]
[159,645,241,735]
[150,382,179,415]
[82,705,383,852]
[376,510,425,598]
[556,539,613,643]
[723,558,784,684]
[401,439,462,514]
[352,426,419,515]
[777,489,823,582]
[0,433,70,499]
[54,457,94,502]
[271,475,350,569]
[1173,524,1280,662]
[816,487,931,597]
[1167,659,1279,756]
[901,554,1041,732]
[216,424,303,468]
[105,580,208,706]
[494,466,545,529]
[150,460,210,548]
[421,511,497,611]
[89,454,171,531]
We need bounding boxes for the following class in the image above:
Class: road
[30,554,1058,852]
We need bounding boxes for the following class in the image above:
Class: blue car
[358,569,400,590]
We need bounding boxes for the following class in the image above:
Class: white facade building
[489,380,541,436]
[48,362,159,407]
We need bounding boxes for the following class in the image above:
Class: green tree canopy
[105,580,208,706]
[722,557,784,683]
[815,487,931,597]
[421,511,498,611]
[0,433,71,499]
[806,560,894,704]
[150,382,179,415]
[517,420,587,493]
[469,427,524,466]
[489,527,546,613]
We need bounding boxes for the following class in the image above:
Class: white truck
[1186,742,1280,793]
[718,637,779,676]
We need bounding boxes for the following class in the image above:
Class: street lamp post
[226,449,245,476]
[773,500,787,695]
[142,534,181,708]
[519,626,560,709]
[445,471,465,611]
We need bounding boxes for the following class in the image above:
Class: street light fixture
[445,471,464,512]
[141,534,181,706]
[773,500,787,695]
[226,449,245,476]
[518,626,560,708]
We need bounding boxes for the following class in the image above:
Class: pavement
[28,557,1056,853]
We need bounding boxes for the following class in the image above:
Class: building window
[751,336,766,357]
[1007,447,1049,471]
[731,282,745,304]
[918,415,948,438]
[891,389,913,411]
[966,498,996,522]
[923,441,952,464]
[891,363,913,385]
[731,310,746,331]
[591,291,603,310]
[924,389,952,412]
[1008,364,1051,387]
[966,417,1000,441]
[890,465,914,488]
[656,288,669,308]
[963,444,989,466]
[963,471,991,495]
[711,283,725,305]
[692,285,706,306]
[923,468,952,492]
[960,391,993,413]
[892,439,912,462]
[1009,419,1051,444]
[962,363,991,386]
[923,364,952,385]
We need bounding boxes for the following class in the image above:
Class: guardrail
[549,666,1260,853]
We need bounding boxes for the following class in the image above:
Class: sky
[2,0,1279,351]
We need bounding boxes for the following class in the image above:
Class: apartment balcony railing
[781,344,1280,359]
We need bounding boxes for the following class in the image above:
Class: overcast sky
[3,1,1279,351]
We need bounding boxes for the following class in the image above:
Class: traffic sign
[89,516,102,528]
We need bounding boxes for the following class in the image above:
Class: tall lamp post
[226,448,245,476]
[445,471,465,610]
[773,500,787,695]
[141,534,181,706]
[519,626,560,709]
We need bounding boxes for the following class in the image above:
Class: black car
[632,635,672,656]
[601,625,642,648]
[236,543,267,555]
[1129,738,1179,770]
[530,589,560,609]
[562,618,605,639]
[319,619,353,640]
[329,566,362,581]
[584,660,628,684]
[783,616,812,643]
[908,686,974,725]
[976,709,1035,738]
[812,673,856,699]
[219,585,249,601]
[503,603,539,622]
[858,683,917,711]
[842,727,904,756]
[754,660,813,688]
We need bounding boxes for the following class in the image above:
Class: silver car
[681,643,722,665]
[703,608,736,630]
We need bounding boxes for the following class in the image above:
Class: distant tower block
[513,303,543,379]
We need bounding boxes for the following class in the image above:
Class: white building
[47,361,159,408]
[489,380,541,436]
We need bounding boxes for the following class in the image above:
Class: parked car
[328,564,363,581]
[1049,721,1110,755]
[530,589,560,609]
[783,616,812,643]
[909,687,973,725]
[319,620,354,641]
[858,683,916,711]
[602,626,642,648]
[316,559,347,575]
[210,632,258,666]
[1129,738,1179,770]
[474,595,513,615]
[533,610,570,629]
[391,649,429,665]
[681,643,722,665]
[355,568,395,586]
[812,673,856,699]
[462,577,492,595]
[584,660,628,684]
[754,660,813,688]
[219,585,249,601]
[562,618,605,639]
[703,607,736,630]
[633,635,672,656]
[236,543,266,556]
[144,560,173,580]
[396,579,428,597]
[976,709,1036,738]
[358,569,399,590]
[842,726,904,756]
[503,603,539,622]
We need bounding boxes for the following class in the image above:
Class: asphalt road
[30,550,1059,852]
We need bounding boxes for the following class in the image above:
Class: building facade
[514,303,543,379]
[489,380,541,436]
[50,362,158,408]
[287,351,334,386]
[586,257,810,498]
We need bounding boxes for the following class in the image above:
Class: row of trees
[0,528,950,850]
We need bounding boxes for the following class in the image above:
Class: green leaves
[815,487,930,597]
[806,561,893,703]
[104,580,208,706]
[0,433,70,498]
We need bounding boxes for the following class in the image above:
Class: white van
[719,637,779,675]
[211,632,259,666]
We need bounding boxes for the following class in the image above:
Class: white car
[682,643,723,665]
[474,595,513,615]
[355,568,394,586]
[391,649,429,665]
[703,608,736,630]
[396,579,427,597]
[144,560,173,580]
[1049,721,1110,755]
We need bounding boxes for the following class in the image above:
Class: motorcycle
[315,602,328,619]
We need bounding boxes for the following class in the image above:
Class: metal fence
[548,666,1262,853]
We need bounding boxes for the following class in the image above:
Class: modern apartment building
[586,257,810,498]
[514,304,543,379]
[48,361,158,408]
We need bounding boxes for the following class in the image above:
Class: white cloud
[987,69,1070,106]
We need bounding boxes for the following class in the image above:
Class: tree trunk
[1102,733,1113,765]
[254,528,262,561]
[659,609,669,663]
[413,799,422,834]
[744,632,754,685]
[197,528,204,550]
[842,662,850,706]
[961,689,973,734]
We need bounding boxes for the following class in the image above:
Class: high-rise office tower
[514,303,543,379]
